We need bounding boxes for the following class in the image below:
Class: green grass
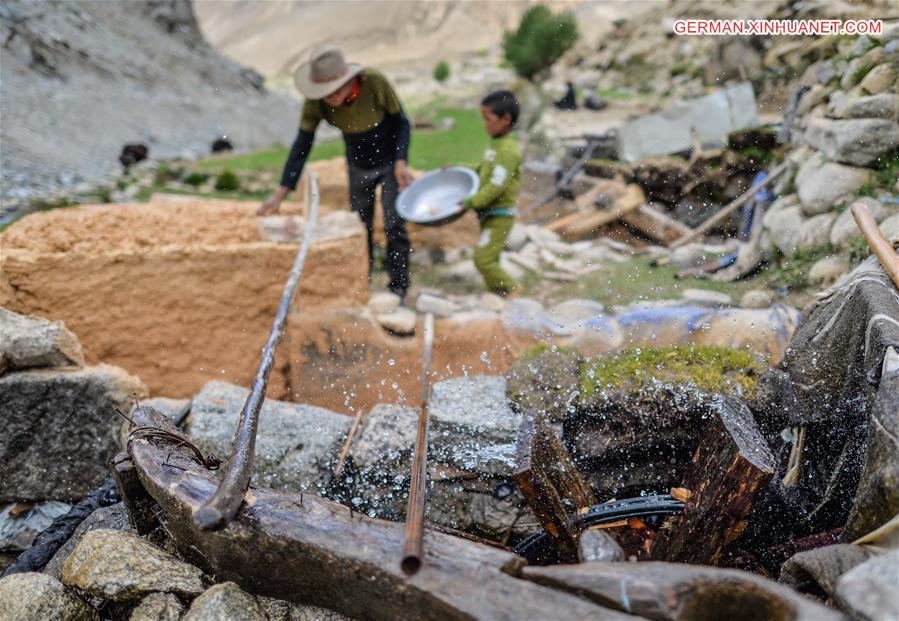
[536,256,760,308]
[769,244,834,291]
[194,108,488,175]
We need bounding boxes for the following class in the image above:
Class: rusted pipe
[193,172,320,530]
[851,201,899,290]
[401,313,435,575]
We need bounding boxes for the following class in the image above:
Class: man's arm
[258,102,321,215]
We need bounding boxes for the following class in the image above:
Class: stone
[543,300,607,336]
[183,582,266,621]
[836,93,899,119]
[830,198,886,248]
[525,225,560,247]
[188,381,350,492]
[367,291,400,315]
[764,205,806,255]
[834,549,899,621]
[505,223,528,252]
[375,307,417,336]
[258,597,351,621]
[880,213,899,240]
[795,153,870,215]
[569,315,624,357]
[0,308,84,375]
[506,345,581,423]
[577,528,625,563]
[740,289,774,309]
[798,213,837,252]
[0,364,147,502]
[445,260,482,284]
[60,529,205,600]
[0,500,71,552]
[0,572,98,621]
[808,255,850,286]
[859,63,895,95]
[130,592,184,621]
[681,289,732,307]
[480,293,506,312]
[443,245,474,264]
[45,502,132,579]
[428,375,519,473]
[499,255,525,282]
[415,293,458,318]
[804,117,899,167]
[795,84,832,117]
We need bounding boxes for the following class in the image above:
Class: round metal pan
[396,167,479,226]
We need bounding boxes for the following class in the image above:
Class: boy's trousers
[473,215,519,294]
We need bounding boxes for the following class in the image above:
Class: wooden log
[851,201,899,289]
[558,184,646,240]
[651,396,776,565]
[515,413,597,562]
[620,203,693,245]
[127,406,639,621]
[523,561,844,621]
[110,452,159,538]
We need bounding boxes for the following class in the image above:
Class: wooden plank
[127,406,638,621]
[514,413,597,562]
[558,184,646,240]
[852,201,899,289]
[620,204,693,246]
[651,396,776,565]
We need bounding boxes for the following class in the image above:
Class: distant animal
[212,137,234,153]
[119,143,149,169]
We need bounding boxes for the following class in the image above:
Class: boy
[461,90,522,297]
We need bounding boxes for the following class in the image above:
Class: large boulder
[60,529,205,601]
[794,153,870,215]
[797,213,836,252]
[804,117,899,167]
[830,197,889,248]
[44,502,132,579]
[0,308,84,375]
[183,582,266,621]
[834,549,899,621]
[0,364,146,502]
[188,381,351,493]
[0,572,98,621]
[764,205,806,254]
[834,93,899,120]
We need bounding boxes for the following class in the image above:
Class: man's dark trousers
[347,163,411,297]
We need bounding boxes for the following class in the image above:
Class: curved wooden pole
[851,201,899,289]
[401,313,435,575]
[194,172,320,530]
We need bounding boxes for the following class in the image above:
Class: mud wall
[0,201,369,399]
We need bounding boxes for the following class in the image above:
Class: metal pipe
[851,201,899,289]
[401,313,435,575]
[193,172,320,531]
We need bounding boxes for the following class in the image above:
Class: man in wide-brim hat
[259,45,414,300]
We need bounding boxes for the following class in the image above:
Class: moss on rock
[579,345,762,400]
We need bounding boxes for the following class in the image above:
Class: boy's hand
[395,160,415,189]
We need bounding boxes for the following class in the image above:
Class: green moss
[851,63,874,85]
[518,342,580,362]
[770,244,835,291]
[579,345,761,398]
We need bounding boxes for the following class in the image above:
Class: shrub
[433,60,450,82]
[502,4,578,80]
[214,170,240,192]
[184,172,210,187]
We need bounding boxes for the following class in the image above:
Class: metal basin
[396,167,478,226]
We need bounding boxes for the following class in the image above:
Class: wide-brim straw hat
[293,45,364,100]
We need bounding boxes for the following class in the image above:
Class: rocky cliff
[0,0,298,211]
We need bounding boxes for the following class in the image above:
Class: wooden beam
[514,413,597,562]
[556,184,646,240]
[621,204,693,246]
[852,201,899,289]
[651,397,776,565]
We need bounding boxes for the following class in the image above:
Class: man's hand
[395,160,415,189]
[257,186,289,216]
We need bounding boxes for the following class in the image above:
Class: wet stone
[834,549,899,621]
[45,502,132,580]
[129,592,183,621]
[258,596,352,621]
[0,500,71,552]
[188,381,350,493]
[0,572,98,621]
[183,582,266,621]
[578,528,626,563]
[60,529,205,601]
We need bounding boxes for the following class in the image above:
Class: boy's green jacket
[463,133,521,217]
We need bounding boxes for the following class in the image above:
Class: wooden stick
[333,408,368,480]
[401,313,435,575]
[852,201,899,289]
[671,160,790,248]
[193,171,320,531]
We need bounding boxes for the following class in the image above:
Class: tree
[503,5,578,81]
[433,60,450,83]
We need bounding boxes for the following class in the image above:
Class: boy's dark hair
[481,90,520,127]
